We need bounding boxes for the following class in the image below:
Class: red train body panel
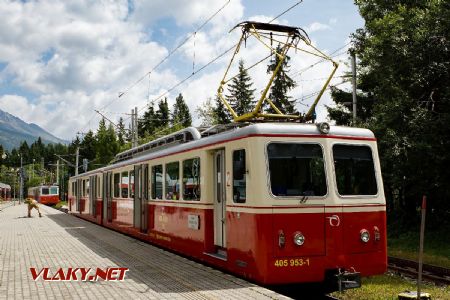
[68,124,387,290]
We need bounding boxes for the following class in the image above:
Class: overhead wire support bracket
[217,21,339,123]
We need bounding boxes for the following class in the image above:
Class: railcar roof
[0,182,11,189]
[71,123,374,179]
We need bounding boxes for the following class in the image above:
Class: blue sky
[0,0,364,140]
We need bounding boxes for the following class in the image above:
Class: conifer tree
[138,104,157,136]
[226,59,256,116]
[267,44,297,114]
[155,98,170,128]
[0,145,4,165]
[95,118,119,166]
[172,93,192,127]
[116,117,126,146]
[80,130,96,170]
[214,95,231,124]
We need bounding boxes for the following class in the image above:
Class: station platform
[0,203,290,300]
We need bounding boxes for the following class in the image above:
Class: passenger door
[141,164,149,232]
[103,171,113,223]
[214,149,226,248]
[133,164,148,232]
[89,175,97,217]
[76,179,81,213]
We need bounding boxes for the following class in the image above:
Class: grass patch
[54,200,67,209]
[331,273,450,300]
[388,229,450,268]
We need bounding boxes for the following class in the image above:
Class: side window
[182,158,201,201]
[82,180,86,197]
[165,162,180,200]
[233,150,246,203]
[86,179,90,196]
[151,165,163,199]
[72,182,76,196]
[121,171,129,198]
[130,170,135,199]
[97,177,101,198]
[113,173,120,198]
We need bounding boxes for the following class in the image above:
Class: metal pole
[351,50,357,124]
[56,159,60,185]
[75,147,79,176]
[20,155,23,203]
[62,164,65,202]
[131,108,135,148]
[135,106,138,146]
[13,175,16,205]
[417,195,426,299]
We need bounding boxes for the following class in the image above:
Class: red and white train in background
[28,185,60,205]
[68,123,387,290]
[0,182,11,201]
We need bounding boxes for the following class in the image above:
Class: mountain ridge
[0,109,68,151]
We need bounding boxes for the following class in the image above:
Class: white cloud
[132,0,243,29]
[0,0,355,142]
[305,22,331,33]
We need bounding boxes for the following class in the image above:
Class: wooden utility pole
[131,108,135,148]
[134,106,139,147]
[75,147,79,176]
[351,50,357,124]
[20,155,23,203]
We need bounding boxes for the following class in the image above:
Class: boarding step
[204,248,227,261]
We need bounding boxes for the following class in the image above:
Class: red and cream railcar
[68,123,386,290]
[28,185,60,205]
[0,182,11,201]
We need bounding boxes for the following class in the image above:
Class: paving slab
[0,204,290,300]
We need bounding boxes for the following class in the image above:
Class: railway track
[388,256,450,285]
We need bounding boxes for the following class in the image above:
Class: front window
[41,187,49,195]
[50,187,58,195]
[267,143,327,197]
[333,144,377,196]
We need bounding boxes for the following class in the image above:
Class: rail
[388,256,450,285]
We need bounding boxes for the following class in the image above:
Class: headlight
[360,229,370,243]
[317,122,330,134]
[293,232,305,246]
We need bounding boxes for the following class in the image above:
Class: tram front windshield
[268,143,327,197]
[333,144,377,196]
